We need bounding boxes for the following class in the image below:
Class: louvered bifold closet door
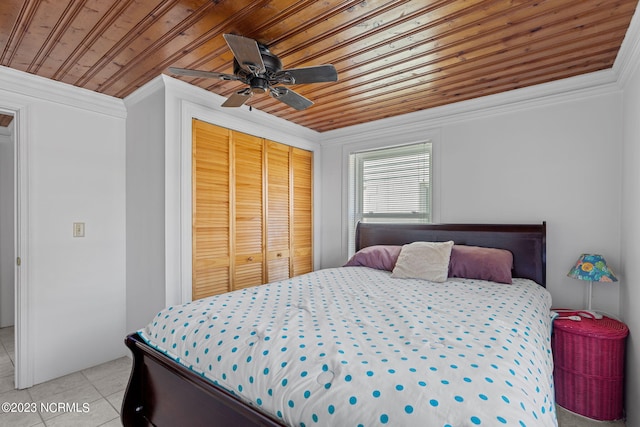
[265,141,291,282]
[192,120,313,299]
[192,119,231,300]
[291,148,313,276]
[232,132,264,290]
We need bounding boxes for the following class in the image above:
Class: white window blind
[348,142,432,254]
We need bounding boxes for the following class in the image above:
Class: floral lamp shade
[567,254,618,283]
[567,254,617,318]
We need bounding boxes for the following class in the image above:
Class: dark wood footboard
[121,332,284,427]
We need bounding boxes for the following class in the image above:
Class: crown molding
[0,65,126,119]
[613,2,640,88]
[123,74,165,107]
[320,69,620,145]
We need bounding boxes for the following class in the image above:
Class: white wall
[29,102,126,383]
[0,125,14,327]
[124,81,167,333]
[621,49,640,427]
[441,94,623,315]
[0,67,127,385]
[319,88,624,317]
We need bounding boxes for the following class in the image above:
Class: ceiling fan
[168,34,338,110]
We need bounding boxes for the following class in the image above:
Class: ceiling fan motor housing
[233,43,282,80]
[250,77,269,93]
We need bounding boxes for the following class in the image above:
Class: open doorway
[0,105,30,390]
[0,113,14,328]
[0,114,14,327]
[0,112,16,386]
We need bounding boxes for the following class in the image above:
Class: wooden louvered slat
[291,147,313,277]
[232,131,264,290]
[233,263,263,290]
[267,257,290,283]
[265,140,291,282]
[191,266,230,298]
[192,119,230,300]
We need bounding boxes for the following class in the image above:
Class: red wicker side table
[551,314,629,421]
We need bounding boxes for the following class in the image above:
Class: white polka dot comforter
[140,267,557,427]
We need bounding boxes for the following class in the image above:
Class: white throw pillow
[391,241,454,282]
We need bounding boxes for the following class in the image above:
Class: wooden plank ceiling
[0,114,12,128]
[0,0,637,132]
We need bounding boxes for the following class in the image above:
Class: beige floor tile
[0,327,129,427]
[104,390,123,415]
[0,387,32,403]
[557,406,626,427]
[97,417,122,427]
[0,361,14,379]
[81,358,130,384]
[0,410,43,427]
[89,373,128,399]
[0,351,11,366]
[2,341,14,354]
[0,389,42,427]
[27,373,91,403]
[0,327,13,342]
[36,383,102,421]
[2,344,14,365]
[0,374,14,394]
[0,327,127,426]
[43,399,117,427]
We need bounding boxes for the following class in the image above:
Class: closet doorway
[191,119,313,300]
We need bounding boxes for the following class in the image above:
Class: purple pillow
[344,245,402,271]
[448,245,513,284]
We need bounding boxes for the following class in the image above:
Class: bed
[122,222,553,426]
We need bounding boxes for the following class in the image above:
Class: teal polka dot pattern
[140,267,557,426]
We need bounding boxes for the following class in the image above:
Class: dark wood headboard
[355,222,547,287]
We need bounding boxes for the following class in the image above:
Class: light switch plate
[73,222,85,237]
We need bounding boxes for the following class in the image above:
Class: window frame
[348,141,432,255]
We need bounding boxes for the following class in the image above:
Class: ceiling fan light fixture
[250,77,269,93]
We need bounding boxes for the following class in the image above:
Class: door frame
[1,102,32,389]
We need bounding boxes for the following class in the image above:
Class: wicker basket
[552,315,628,421]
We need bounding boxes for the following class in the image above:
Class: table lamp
[567,253,617,319]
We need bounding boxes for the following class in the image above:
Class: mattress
[140,266,557,426]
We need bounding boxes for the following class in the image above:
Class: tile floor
[0,326,628,427]
[0,326,130,427]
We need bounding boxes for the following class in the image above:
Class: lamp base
[585,280,603,319]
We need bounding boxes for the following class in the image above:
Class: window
[348,142,432,254]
